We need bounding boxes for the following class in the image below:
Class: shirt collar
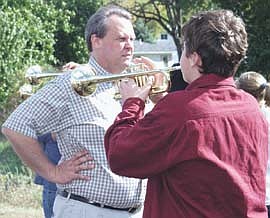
[89,56,111,76]
[186,74,236,91]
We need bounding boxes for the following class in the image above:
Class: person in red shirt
[105,9,268,218]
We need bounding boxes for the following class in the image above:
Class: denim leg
[42,188,57,218]
[267,205,270,218]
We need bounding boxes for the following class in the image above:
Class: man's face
[96,15,135,74]
[180,45,203,84]
[180,46,191,83]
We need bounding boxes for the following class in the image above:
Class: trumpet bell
[70,64,98,97]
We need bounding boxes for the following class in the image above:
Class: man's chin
[122,61,132,69]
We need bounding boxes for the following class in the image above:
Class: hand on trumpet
[132,56,168,104]
[132,56,156,71]
[62,61,80,70]
[119,78,152,103]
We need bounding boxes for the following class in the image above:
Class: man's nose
[125,39,134,49]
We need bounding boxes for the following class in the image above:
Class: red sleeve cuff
[122,97,145,111]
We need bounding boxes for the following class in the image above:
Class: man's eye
[118,38,126,42]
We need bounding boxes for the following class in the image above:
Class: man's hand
[62,61,80,70]
[132,56,156,71]
[119,78,152,103]
[132,56,167,104]
[52,149,94,184]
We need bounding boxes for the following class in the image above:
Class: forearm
[2,127,57,182]
[105,98,171,178]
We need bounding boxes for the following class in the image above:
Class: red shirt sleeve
[104,96,187,178]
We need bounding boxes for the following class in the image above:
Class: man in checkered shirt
[2,5,156,218]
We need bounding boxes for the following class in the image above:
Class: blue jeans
[42,188,57,218]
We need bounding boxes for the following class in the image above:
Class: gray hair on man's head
[85,4,132,52]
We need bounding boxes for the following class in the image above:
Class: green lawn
[0,203,43,218]
[0,140,43,218]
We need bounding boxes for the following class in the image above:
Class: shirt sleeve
[2,77,69,139]
[104,95,187,179]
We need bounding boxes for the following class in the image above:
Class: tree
[213,0,270,78]
[113,0,218,59]
[0,0,72,123]
[0,0,106,125]
[134,18,159,43]
[51,0,103,64]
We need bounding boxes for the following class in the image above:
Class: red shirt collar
[186,74,236,90]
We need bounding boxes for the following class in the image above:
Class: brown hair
[182,10,248,77]
[236,71,268,105]
[264,83,270,107]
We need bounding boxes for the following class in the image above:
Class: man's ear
[91,34,102,49]
[189,52,202,68]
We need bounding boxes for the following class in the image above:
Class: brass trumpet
[19,65,65,99]
[25,65,64,85]
[70,64,181,97]
[20,64,181,98]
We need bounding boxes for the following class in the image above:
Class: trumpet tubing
[20,64,181,98]
[25,65,65,85]
[19,65,66,99]
[70,65,180,97]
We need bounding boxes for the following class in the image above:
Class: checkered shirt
[2,57,147,208]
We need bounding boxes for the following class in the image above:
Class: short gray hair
[85,4,132,52]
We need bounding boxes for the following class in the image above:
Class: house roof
[134,35,177,54]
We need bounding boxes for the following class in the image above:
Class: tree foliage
[210,0,270,78]
[0,0,71,121]
[134,18,160,43]
[0,0,269,125]
[113,0,218,59]
[50,0,102,64]
[114,0,270,79]
[0,0,102,123]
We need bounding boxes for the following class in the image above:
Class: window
[161,34,168,40]
[161,55,168,67]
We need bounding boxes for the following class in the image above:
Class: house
[134,34,179,68]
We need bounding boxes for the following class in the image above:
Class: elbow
[105,133,145,179]
[110,166,126,177]
[1,127,16,145]
[2,127,16,139]
[108,155,126,176]
[108,155,132,177]
[2,127,19,143]
[108,155,146,179]
[2,126,10,138]
[110,165,146,179]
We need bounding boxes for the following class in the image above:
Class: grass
[0,140,43,218]
[0,203,43,218]
[0,140,26,174]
